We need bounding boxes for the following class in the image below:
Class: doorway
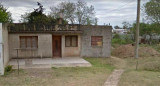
[52,35,61,57]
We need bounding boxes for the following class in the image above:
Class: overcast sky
[1,0,149,27]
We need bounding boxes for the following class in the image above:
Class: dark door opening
[52,35,61,57]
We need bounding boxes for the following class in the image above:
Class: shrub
[112,34,133,46]
[5,65,13,72]
[113,34,121,39]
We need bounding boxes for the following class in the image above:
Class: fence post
[16,49,19,75]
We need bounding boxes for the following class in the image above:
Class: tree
[114,25,121,29]
[21,2,68,25]
[122,21,131,29]
[131,22,160,44]
[50,0,97,25]
[94,17,98,25]
[20,2,50,25]
[50,1,76,24]
[0,3,12,23]
[144,0,160,24]
[76,0,95,25]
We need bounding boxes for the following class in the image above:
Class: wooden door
[52,36,61,57]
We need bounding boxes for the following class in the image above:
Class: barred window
[65,36,78,47]
[20,36,38,49]
[91,36,103,46]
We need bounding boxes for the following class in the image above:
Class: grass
[1,56,159,86]
[141,43,160,53]
[118,57,160,86]
[112,44,160,86]
[0,57,119,86]
[119,70,160,86]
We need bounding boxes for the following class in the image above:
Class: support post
[16,49,19,75]
[135,0,141,59]
[135,0,141,70]
[0,23,4,75]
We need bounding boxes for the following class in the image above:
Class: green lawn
[118,57,160,86]
[0,57,120,86]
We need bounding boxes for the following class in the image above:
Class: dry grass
[119,70,160,86]
[2,56,159,86]
[112,44,160,58]
[0,57,118,86]
[118,57,160,86]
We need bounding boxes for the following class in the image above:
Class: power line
[106,0,136,13]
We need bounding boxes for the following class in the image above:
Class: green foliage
[20,2,68,25]
[5,65,12,72]
[0,3,12,23]
[144,0,160,23]
[113,34,120,39]
[131,23,160,36]
[112,34,133,46]
[122,21,131,29]
[130,22,160,45]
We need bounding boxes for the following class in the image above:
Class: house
[112,28,129,34]
[0,22,112,75]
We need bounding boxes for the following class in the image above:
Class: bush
[5,65,13,72]
[112,34,133,46]
[113,34,121,39]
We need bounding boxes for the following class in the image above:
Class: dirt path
[103,69,124,86]
[103,56,126,86]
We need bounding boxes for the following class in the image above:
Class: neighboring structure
[112,29,129,34]
[0,23,112,75]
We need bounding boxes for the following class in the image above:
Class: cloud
[1,0,148,26]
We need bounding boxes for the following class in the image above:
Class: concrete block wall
[80,25,112,57]
[9,33,52,58]
[8,24,112,59]
[61,34,81,57]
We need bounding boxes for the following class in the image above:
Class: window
[65,36,78,47]
[91,36,103,46]
[20,36,38,49]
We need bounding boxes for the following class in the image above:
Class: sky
[1,0,149,27]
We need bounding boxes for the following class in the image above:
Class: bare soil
[112,44,160,58]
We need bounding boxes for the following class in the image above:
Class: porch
[8,57,91,69]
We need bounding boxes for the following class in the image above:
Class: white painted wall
[2,24,9,67]
[0,23,4,75]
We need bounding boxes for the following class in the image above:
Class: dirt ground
[112,44,160,58]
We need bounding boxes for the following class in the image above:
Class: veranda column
[0,23,4,75]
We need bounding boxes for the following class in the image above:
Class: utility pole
[135,0,141,59]
[135,0,141,70]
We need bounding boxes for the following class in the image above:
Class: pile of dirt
[112,44,160,58]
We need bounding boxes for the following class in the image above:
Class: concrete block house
[0,22,112,75]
